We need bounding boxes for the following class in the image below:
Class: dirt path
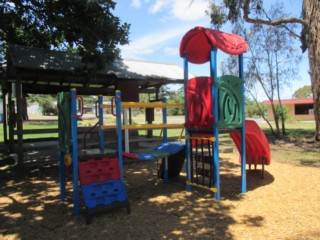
[0,152,319,240]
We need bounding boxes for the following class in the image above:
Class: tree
[0,0,130,71]
[27,94,56,115]
[245,97,264,118]
[219,5,300,137]
[207,0,320,141]
[243,9,301,136]
[167,86,184,116]
[292,85,312,98]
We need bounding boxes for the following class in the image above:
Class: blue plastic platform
[124,141,185,161]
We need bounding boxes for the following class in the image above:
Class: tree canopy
[292,85,312,98]
[0,0,130,70]
[207,0,320,140]
[242,5,300,136]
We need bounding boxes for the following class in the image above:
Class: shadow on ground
[0,156,275,240]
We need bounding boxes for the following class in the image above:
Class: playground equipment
[180,26,270,199]
[230,120,271,178]
[58,90,185,219]
[57,26,271,219]
[99,92,186,183]
[58,90,130,222]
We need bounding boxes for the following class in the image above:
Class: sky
[113,0,310,100]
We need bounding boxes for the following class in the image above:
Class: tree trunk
[278,103,286,135]
[249,91,276,135]
[303,0,320,140]
[271,104,280,137]
[281,115,286,135]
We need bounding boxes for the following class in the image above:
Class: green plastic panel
[57,92,72,153]
[217,75,244,129]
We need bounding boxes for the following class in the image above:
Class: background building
[263,98,314,121]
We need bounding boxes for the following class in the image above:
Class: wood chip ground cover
[0,141,320,240]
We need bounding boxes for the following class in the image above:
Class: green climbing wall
[217,75,244,129]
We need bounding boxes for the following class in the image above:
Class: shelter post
[2,91,8,143]
[8,90,14,152]
[16,73,24,167]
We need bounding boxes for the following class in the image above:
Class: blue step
[81,180,128,209]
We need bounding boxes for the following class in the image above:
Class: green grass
[259,121,319,166]
[0,123,59,142]
[259,121,316,141]
[0,118,319,168]
[272,150,320,167]
[259,120,315,129]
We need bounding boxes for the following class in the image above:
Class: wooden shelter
[2,45,190,167]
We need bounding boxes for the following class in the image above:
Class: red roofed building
[262,98,314,121]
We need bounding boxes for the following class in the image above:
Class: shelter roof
[109,59,189,80]
[6,45,190,95]
[263,98,314,105]
[7,45,84,72]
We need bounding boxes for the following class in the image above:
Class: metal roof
[108,59,192,80]
[7,45,192,80]
[6,45,191,95]
[7,45,83,72]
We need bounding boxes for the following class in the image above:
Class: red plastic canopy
[179,26,247,64]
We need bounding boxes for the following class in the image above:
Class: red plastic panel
[79,158,120,185]
[180,26,248,64]
[186,77,214,130]
[230,120,271,165]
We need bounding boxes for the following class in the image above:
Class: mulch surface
[1,147,320,240]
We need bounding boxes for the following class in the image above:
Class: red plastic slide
[230,120,271,165]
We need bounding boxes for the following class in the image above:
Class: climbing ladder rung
[186,181,217,193]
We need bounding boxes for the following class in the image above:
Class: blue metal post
[98,95,104,152]
[239,54,247,194]
[162,98,168,184]
[211,48,220,200]
[183,54,191,192]
[71,88,80,216]
[115,91,124,180]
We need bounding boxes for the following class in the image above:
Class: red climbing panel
[78,158,120,185]
[180,26,247,64]
[186,76,214,130]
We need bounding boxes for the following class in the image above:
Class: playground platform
[9,135,234,168]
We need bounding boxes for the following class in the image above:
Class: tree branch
[260,6,301,39]
[243,0,307,26]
